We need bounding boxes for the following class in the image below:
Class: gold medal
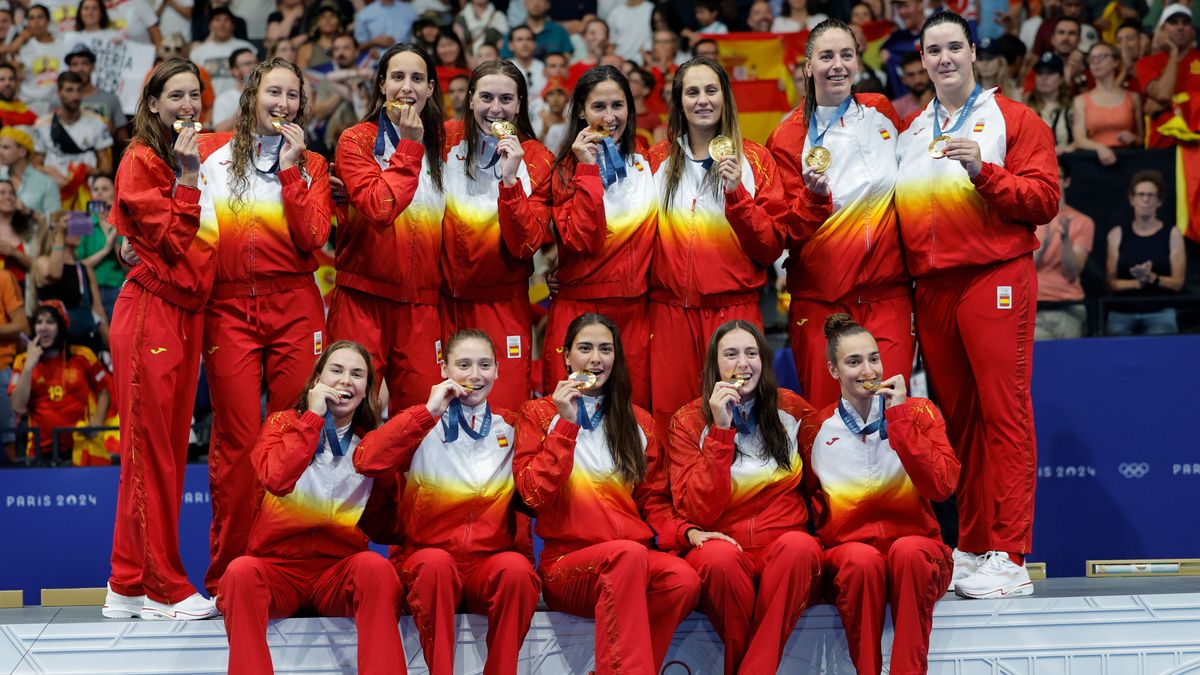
[457,381,480,391]
[569,371,598,389]
[271,116,285,131]
[591,126,611,138]
[862,380,884,391]
[725,373,746,389]
[708,135,736,160]
[491,120,518,138]
[172,117,201,133]
[384,100,410,112]
[928,134,950,159]
[805,146,832,173]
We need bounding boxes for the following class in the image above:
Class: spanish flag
[702,31,809,143]
[859,20,896,73]
[1158,93,1200,242]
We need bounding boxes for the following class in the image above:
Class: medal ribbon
[442,398,492,442]
[319,412,354,457]
[575,397,604,431]
[837,396,888,440]
[373,107,400,157]
[479,134,502,172]
[932,84,983,140]
[730,401,757,435]
[254,136,282,175]
[597,137,627,188]
[807,95,853,149]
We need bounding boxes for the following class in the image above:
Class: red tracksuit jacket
[895,89,1060,278]
[798,397,959,551]
[647,138,787,307]
[440,122,553,301]
[109,140,215,311]
[666,390,815,549]
[513,396,695,562]
[333,126,444,304]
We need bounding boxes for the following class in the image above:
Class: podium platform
[2,578,1199,674]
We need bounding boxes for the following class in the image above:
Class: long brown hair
[293,340,381,433]
[462,59,536,180]
[802,19,859,133]
[361,43,446,192]
[229,58,310,210]
[552,65,637,194]
[131,58,204,174]
[662,57,743,213]
[563,313,645,484]
[701,321,792,471]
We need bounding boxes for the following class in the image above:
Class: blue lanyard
[319,412,354,456]
[442,398,492,442]
[373,107,400,157]
[597,137,627,188]
[932,84,982,139]
[478,135,502,174]
[576,397,604,430]
[837,397,888,440]
[730,402,757,435]
[807,95,853,149]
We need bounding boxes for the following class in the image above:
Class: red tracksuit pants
[684,532,822,675]
[396,548,540,675]
[326,287,442,415]
[823,537,951,675]
[788,292,914,409]
[221,551,405,675]
[915,256,1037,556]
[648,300,762,432]
[202,284,325,595]
[108,282,204,604]
[439,295,531,412]
[540,541,701,675]
[542,297,649,407]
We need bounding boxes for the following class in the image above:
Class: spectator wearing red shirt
[0,268,27,460]
[1136,4,1200,147]
[1034,161,1093,339]
[9,301,109,462]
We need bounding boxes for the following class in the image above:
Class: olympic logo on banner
[1118,462,1150,479]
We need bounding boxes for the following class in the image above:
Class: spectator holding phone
[33,210,108,350]
[76,175,123,319]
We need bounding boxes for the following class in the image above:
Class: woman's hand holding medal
[572,127,604,165]
[425,379,470,417]
[278,122,306,171]
[802,164,830,197]
[871,374,908,408]
[708,379,740,429]
[497,132,524,187]
[939,137,983,178]
[717,154,740,193]
[552,377,585,425]
[392,102,423,143]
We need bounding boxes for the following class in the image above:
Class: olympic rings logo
[1118,463,1150,479]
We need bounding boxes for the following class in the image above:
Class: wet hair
[701,321,792,471]
[553,66,637,190]
[919,11,974,48]
[362,43,446,191]
[662,57,742,213]
[294,340,381,433]
[461,60,536,180]
[229,58,309,210]
[131,58,204,174]
[563,313,645,484]
[444,328,495,360]
[802,19,859,133]
[824,312,870,364]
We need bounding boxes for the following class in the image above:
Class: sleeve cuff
[498,180,526,199]
[409,404,440,431]
[299,410,325,428]
[803,182,833,207]
[706,425,737,446]
[884,399,913,424]
[725,183,752,205]
[970,162,996,189]
[278,166,304,186]
[552,417,581,440]
[392,138,426,162]
[575,162,600,177]
[173,183,200,203]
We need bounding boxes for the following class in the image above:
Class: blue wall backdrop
[2,335,1197,600]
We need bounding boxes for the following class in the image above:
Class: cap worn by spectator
[65,45,96,64]
[1158,4,1193,28]
[0,127,35,156]
[977,37,1001,60]
[1034,52,1064,74]
[542,77,567,97]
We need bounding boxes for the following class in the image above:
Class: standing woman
[514,313,701,675]
[104,57,219,620]
[667,320,821,675]
[329,43,447,415]
[440,59,553,412]
[648,57,787,431]
[198,57,332,597]
[353,329,540,675]
[766,19,912,409]
[546,66,657,408]
[895,12,1058,599]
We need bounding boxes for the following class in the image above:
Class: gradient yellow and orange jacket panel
[895,89,1060,278]
[334,125,445,304]
[799,397,959,552]
[667,390,814,550]
[767,94,910,303]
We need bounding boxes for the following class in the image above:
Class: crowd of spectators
[0,0,1195,465]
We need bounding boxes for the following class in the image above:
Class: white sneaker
[140,593,219,621]
[948,548,982,591]
[101,584,145,619]
[954,551,1034,599]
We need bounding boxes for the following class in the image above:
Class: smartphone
[66,211,95,238]
[86,200,107,215]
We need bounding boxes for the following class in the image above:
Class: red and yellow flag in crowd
[1159,93,1200,242]
[701,32,809,143]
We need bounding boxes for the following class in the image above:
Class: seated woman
[1072,42,1142,167]
[667,319,822,675]
[33,210,107,350]
[9,300,109,463]
[514,313,701,675]
[1105,170,1187,335]
[220,340,406,675]
[353,329,540,675]
[800,313,960,674]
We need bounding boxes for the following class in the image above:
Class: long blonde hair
[229,58,310,210]
[662,58,743,213]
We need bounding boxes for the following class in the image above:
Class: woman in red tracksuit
[800,314,958,675]
[667,319,822,675]
[514,312,701,675]
[766,19,913,409]
[895,12,1057,598]
[198,57,333,596]
[440,59,552,412]
[545,65,656,408]
[329,43,447,415]
[220,340,405,675]
[352,329,540,675]
[648,57,788,432]
[104,58,219,622]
